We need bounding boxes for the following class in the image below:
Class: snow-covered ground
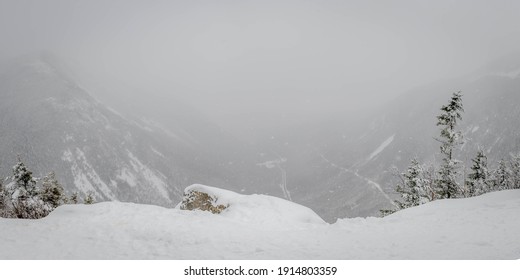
[1,186,519,259]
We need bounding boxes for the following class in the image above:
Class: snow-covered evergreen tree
[70,192,79,204]
[84,192,95,205]
[0,180,7,217]
[40,171,65,208]
[492,159,511,191]
[381,159,430,216]
[394,158,430,209]
[4,159,55,219]
[466,149,490,196]
[12,159,38,199]
[422,163,438,202]
[435,91,464,199]
[510,153,520,189]
[9,160,43,218]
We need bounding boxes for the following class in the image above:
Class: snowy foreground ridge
[1,185,519,259]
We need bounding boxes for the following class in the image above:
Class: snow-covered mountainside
[0,186,518,259]
[342,70,520,209]
[0,55,231,206]
[259,56,520,222]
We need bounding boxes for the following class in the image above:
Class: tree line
[382,92,520,216]
[0,159,94,219]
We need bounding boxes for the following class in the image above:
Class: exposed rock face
[179,190,228,214]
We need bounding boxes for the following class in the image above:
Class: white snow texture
[0,185,520,259]
[368,134,395,160]
[0,185,519,259]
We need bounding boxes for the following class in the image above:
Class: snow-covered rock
[178,186,229,214]
[177,184,326,227]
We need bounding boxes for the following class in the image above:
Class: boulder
[179,189,228,214]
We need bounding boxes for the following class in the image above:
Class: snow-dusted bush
[69,192,79,204]
[83,191,95,205]
[10,196,53,219]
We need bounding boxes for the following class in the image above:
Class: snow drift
[0,186,519,259]
[176,184,326,228]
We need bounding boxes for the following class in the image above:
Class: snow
[61,148,116,200]
[177,184,323,228]
[1,186,519,259]
[368,134,395,160]
[150,146,165,158]
[127,150,171,202]
[61,147,172,202]
[257,160,277,169]
[63,133,74,142]
[352,170,395,205]
[116,168,138,188]
[257,158,287,169]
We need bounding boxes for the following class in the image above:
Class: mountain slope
[0,55,230,205]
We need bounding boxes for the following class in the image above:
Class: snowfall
[0,184,519,259]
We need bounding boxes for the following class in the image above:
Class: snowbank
[0,187,519,259]
[176,184,326,228]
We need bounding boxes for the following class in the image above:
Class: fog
[1,0,520,131]
[2,0,520,235]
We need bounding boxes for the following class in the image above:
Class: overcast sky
[1,0,520,126]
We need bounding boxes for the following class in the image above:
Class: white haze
[1,0,520,132]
